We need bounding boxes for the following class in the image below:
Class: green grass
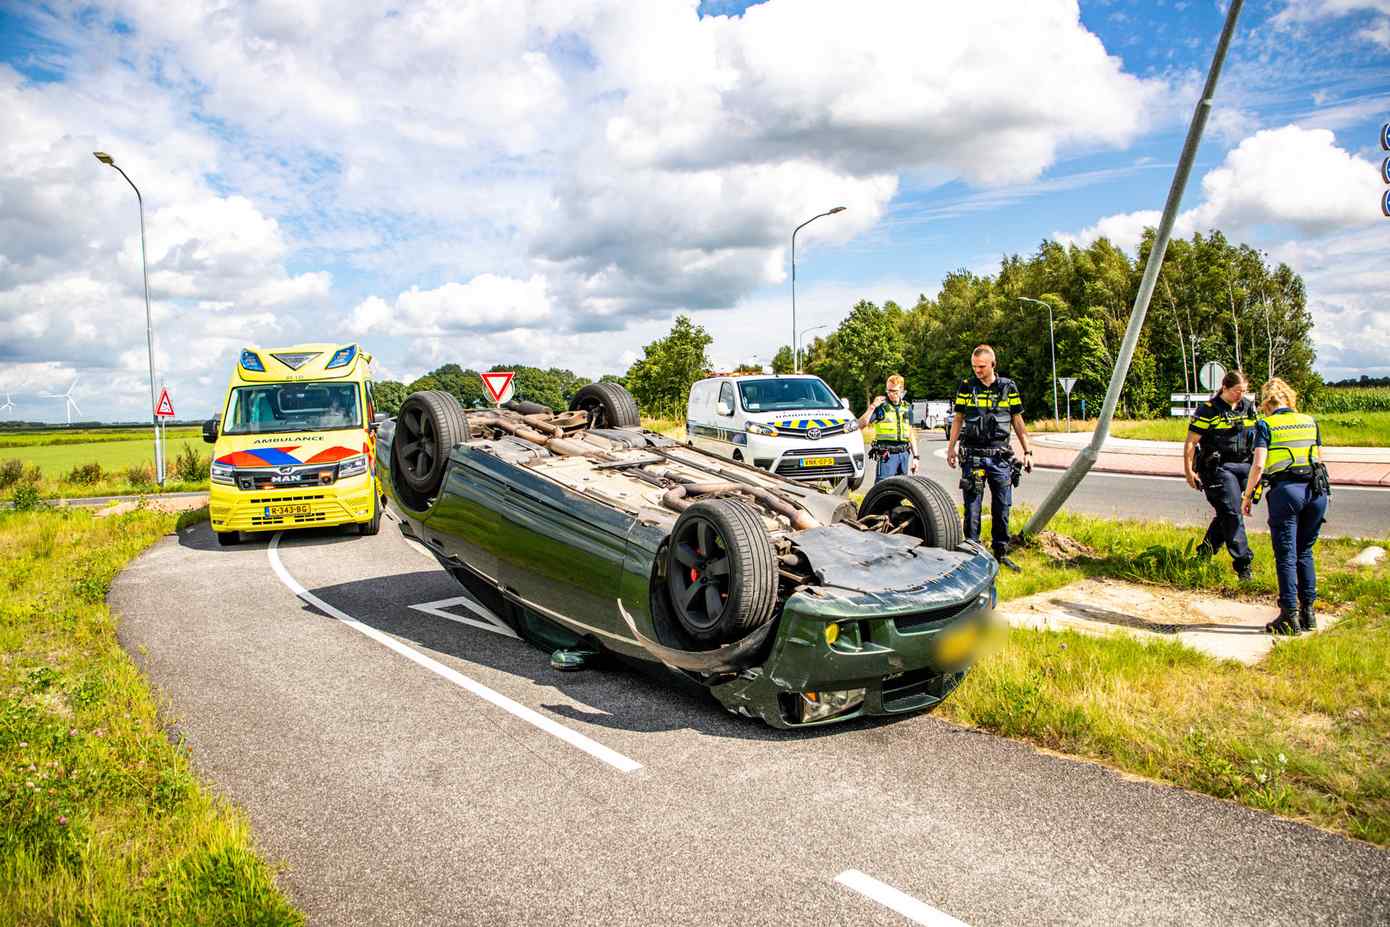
[0,505,301,923]
[0,427,202,450]
[4,438,207,479]
[945,506,1390,844]
[1101,411,1390,447]
[640,416,686,440]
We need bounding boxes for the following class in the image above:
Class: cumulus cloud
[348,275,552,337]
[1274,0,1390,48]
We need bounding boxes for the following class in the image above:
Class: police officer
[857,374,919,480]
[1183,370,1257,581]
[1242,377,1330,635]
[946,345,1032,571]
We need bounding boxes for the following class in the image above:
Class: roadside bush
[66,462,103,485]
[10,483,43,511]
[124,463,156,487]
[0,458,25,489]
[173,444,206,483]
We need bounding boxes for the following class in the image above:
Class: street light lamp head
[828,206,847,214]
[93,151,115,165]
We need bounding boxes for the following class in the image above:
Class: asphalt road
[110,517,1390,926]
[894,432,1390,541]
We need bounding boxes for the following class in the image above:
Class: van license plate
[801,456,835,468]
[265,504,311,517]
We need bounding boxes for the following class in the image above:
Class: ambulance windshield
[224,383,361,434]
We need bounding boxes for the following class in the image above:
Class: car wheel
[847,470,866,491]
[666,498,777,645]
[394,390,469,497]
[569,382,641,429]
[215,530,240,546]
[858,475,961,549]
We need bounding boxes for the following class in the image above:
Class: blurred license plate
[801,456,835,468]
[266,504,311,517]
[937,623,980,664]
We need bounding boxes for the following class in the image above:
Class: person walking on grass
[1184,370,1258,581]
[1242,377,1331,636]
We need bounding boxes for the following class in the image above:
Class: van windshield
[224,383,361,435]
[737,378,842,413]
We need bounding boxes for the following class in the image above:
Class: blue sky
[1,0,1386,423]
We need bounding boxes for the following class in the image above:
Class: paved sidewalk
[1029,432,1390,487]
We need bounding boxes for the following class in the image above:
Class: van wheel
[666,499,777,645]
[858,475,961,549]
[215,530,240,547]
[569,382,640,429]
[848,470,866,491]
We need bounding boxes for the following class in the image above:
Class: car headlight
[746,422,778,436]
[337,454,369,479]
[797,688,867,723]
[210,462,236,485]
[842,418,859,432]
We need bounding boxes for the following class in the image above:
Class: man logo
[807,427,822,441]
[278,466,296,474]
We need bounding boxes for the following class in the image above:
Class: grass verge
[0,504,301,924]
[946,506,1390,844]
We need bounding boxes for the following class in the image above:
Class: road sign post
[480,371,515,406]
[153,385,175,485]
[1058,377,1077,432]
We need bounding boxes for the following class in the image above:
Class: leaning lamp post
[791,206,847,373]
[1019,297,1059,422]
[94,151,163,485]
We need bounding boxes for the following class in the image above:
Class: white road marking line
[411,595,520,639]
[267,533,642,774]
[835,870,969,927]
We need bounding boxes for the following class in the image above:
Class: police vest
[1263,410,1320,481]
[1194,398,1256,463]
[957,380,1013,448]
[873,401,910,445]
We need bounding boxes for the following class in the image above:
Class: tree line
[373,229,1321,421]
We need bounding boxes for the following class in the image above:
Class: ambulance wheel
[215,530,241,547]
[569,382,640,429]
[858,475,961,549]
[358,499,382,536]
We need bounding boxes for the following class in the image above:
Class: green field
[1108,411,1390,446]
[4,437,206,478]
[0,427,202,449]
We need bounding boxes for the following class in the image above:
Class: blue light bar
[326,345,357,369]
[240,349,265,372]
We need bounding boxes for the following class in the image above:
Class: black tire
[858,475,961,549]
[358,494,382,536]
[393,390,469,497]
[215,530,240,547]
[569,382,640,429]
[848,470,867,491]
[665,499,778,645]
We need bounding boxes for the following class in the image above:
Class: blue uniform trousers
[1266,478,1327,613]
[875,446,912,479]
[1202,462,1253,568]
[961,451,1013,557]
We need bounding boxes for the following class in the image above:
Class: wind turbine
[43,377,81,426]
[0,392,13,417]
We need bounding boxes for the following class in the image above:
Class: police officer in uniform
[858,374,919,480]
[1242,377,1330,635]
[947,345,1032,571]
[1183,370,1257,581]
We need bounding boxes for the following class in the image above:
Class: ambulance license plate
[265,503,311,517]
[801,456,835,468]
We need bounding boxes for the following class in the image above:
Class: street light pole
[1019,297,1058,421]
[797,323,831,370]
[792,206,847,374]
[94,151,163,486]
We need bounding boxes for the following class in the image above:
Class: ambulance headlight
[746,422,778,436]
[337,454,369,479]
[239,349,265,372]
[326,345,357,369]
[210,462,236,485]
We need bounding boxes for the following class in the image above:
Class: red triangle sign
[154,387,175,418]
[480,371,515,404]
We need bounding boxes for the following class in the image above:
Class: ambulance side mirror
[201,417,219,444]
[369,412,389,433]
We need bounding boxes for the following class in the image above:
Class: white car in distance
[686,374,867,491]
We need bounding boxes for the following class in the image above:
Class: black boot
[1264,608,1299,636]
[1298,602,1316,632]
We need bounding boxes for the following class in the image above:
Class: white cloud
[348,275,552,337]
[1274,0,1390,49]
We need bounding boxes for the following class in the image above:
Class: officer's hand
[946,446,957,469]
[872,395,886,409]
[1241,494,1252,516]
[1023,451,1033,474]
[1185,472,1202,491]
[910,456,920,475]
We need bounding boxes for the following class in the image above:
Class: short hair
[886,374,905,390]
[1259,377,1297,414]
[971,345,995,364]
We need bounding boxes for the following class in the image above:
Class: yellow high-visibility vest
[873,401,910,444]
[1263,410,1320,479]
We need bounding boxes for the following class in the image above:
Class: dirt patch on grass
[1032,531,1096,561]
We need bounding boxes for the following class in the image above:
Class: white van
[686,374,867,489]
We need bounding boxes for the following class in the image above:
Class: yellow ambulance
[203,343,383,546]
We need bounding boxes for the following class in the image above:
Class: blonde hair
[971,345,996,363]
[1259,377,1297,414]
[886,374,905,390]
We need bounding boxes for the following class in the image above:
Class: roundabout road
[109,515,1390,926]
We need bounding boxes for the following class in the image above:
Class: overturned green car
[379,382,996,728]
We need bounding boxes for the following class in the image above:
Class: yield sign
[480,371,515,405]
[154,386,175,418]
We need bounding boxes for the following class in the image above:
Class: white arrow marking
[410,595,519,639]
[835,870,970,927]
[267,533,642,774]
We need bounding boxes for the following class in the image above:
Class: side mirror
[715,400,733,417]
[369,412,389,433]
[202,417,219,444]
[841,397,851,410]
